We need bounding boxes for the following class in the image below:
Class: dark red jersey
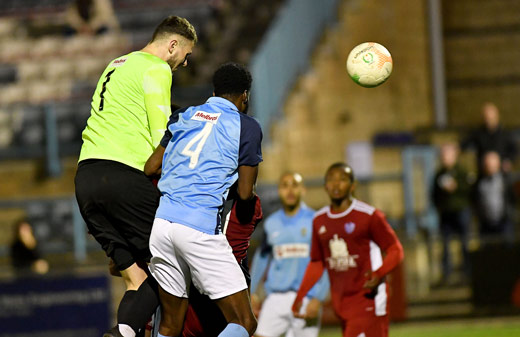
[311,199,403,320]
[224,195,263,264]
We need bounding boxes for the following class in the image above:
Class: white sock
[118,324,136,337]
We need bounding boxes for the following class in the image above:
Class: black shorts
[74,159,160,270]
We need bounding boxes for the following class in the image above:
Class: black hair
[325,162,355,182]
[151,16,198,43]
[213,62,252,97]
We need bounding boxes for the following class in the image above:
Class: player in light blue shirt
[147,63,262,337]
[154,97,258,234]
[250,172,329,337]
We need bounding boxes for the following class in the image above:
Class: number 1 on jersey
[99,69,116,111]
[181,122,214,169]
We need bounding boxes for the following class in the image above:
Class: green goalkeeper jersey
[79,51,172,171]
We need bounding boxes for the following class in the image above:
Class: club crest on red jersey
[344,222,356,234]
[327,234,358,271]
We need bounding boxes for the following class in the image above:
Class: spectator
[10,218,49,276]
[64,0,119,36]
[461,102,517,174]
[473,151,515,244]
[432,143,472,284]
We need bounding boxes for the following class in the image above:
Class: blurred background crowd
[0,0,520,335]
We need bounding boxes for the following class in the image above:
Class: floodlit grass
[319,317,520,337]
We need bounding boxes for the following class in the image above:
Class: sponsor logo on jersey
[327,234,358,271]
[357,333,366,337]
[112,58,127,67]
[318,225,327,234]
[273,243,309,259]
[344,222,356,234]
[191,111,221,124]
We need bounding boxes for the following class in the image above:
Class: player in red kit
[292,162,404,337]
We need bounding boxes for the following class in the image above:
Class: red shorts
[182,305,206,337]
[341,315,388,337]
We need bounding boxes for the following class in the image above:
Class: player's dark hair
[325,162,355,182]
[151,16,198,43]
[213,62,252,97]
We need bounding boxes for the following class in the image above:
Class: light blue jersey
[250,203,329,300]
[155,97,262,234]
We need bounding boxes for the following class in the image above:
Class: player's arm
[293,263,325,318]
[237,165,258,200]
[143,63,172,148]
[303,271,329,320]
[235,165,258,224]
[307,268,330,301]
[307,222,330,300]
[249,231,272,316]
[250,231,272,294]
[144,144,165,177]
[364,210,404,289]
[236,115,263,223]
[144,106,185,177]
[292,221,326,318]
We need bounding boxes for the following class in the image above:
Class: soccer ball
[346,42,393,88]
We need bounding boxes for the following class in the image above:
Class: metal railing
[250,0,340,139]
[0,145,443,263]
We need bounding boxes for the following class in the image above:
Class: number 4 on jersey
[181,122,214,169]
